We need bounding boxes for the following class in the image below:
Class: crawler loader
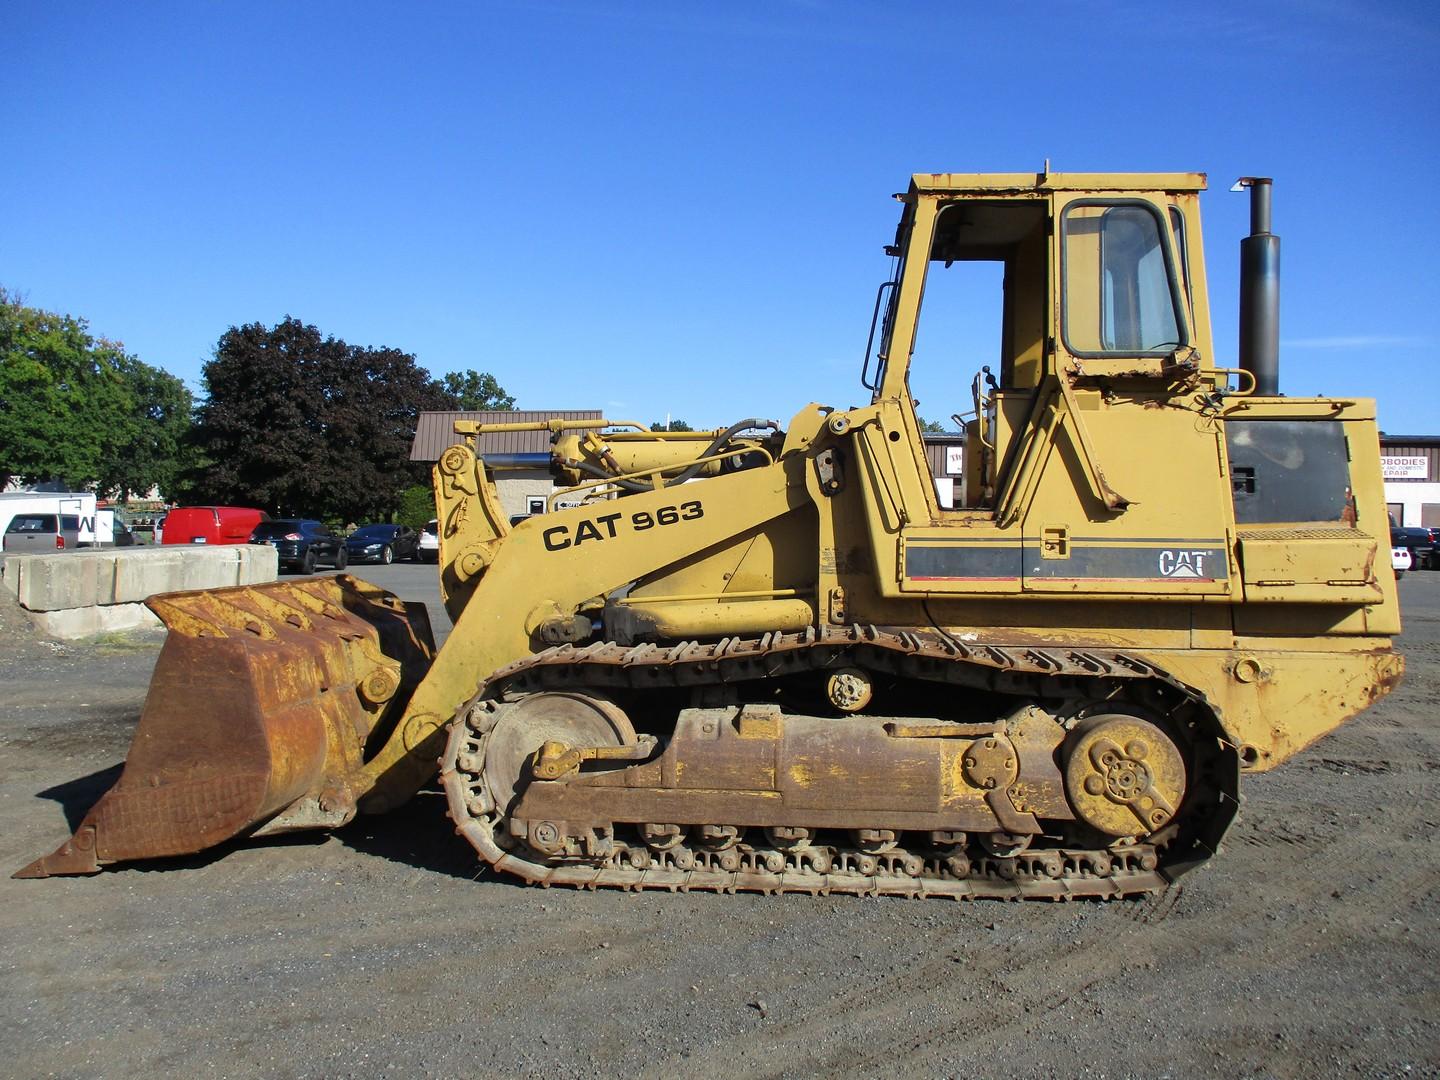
[21,171,1403,899]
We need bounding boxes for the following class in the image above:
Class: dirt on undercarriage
[0,580,1436,1079]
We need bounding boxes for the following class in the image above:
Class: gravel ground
[1,569,1437,1079]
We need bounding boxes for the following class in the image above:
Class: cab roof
[909,172,1207,195]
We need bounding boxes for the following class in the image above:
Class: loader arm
[359,449,814,810]
[19,410,809,876]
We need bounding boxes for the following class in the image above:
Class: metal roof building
[410,410,604,462]
[410,410,605,520]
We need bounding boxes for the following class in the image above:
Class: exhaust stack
[1235,177,1280,395]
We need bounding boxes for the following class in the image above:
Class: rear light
[56,536,65,550]
[285,532,302,541]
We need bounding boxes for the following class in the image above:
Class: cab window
[1062,202,1186,355]
[1168,206,1190,305]
[906,199,1049,510]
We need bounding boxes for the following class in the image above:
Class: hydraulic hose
[569,418,780,493]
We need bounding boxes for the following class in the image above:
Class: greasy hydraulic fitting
[532,736,658,780]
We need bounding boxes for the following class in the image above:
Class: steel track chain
[440,625,1239,901]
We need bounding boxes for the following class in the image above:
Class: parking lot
[1,564,1436,1078]
[320,559,454,646]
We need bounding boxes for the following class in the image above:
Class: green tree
[0,289,192,496]
[434,369,516,411]
[650,419,694,432]
[186,317,444,521]
[96,349,194,500]
[396,483,436,528]
[918,416,947,433]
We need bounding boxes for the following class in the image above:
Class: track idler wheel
[1062,714,1186,839]
[483,692,636,819]
[474,691,638,860]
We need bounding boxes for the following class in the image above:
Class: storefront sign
[1382,456,1430,480]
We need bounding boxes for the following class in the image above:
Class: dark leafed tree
[434,369,516,411]
[0,288,192,497]
[187,318,447,521]
[650,419,694,432]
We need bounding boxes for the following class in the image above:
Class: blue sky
[4,2,1438,433]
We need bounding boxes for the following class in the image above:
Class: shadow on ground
[27,766,489,882]
[336,787,508,883]
[35,763,124,830]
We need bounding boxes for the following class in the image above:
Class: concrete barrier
[1,545,279,638]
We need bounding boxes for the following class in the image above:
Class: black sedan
[344,524,419,564]
[250,519,348,574]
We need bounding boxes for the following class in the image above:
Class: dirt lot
[1,571,1436,1079]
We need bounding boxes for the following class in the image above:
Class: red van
[160,506,270,545]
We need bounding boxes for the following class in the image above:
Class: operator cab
[866,174,1196,515]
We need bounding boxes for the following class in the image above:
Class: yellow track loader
[21,171,1402,899]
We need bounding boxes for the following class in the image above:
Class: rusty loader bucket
[16,575,435,878]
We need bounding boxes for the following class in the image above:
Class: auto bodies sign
[1382,456,1430,480]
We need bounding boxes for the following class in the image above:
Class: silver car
[417,519,439,563]
[3,513,82,554]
